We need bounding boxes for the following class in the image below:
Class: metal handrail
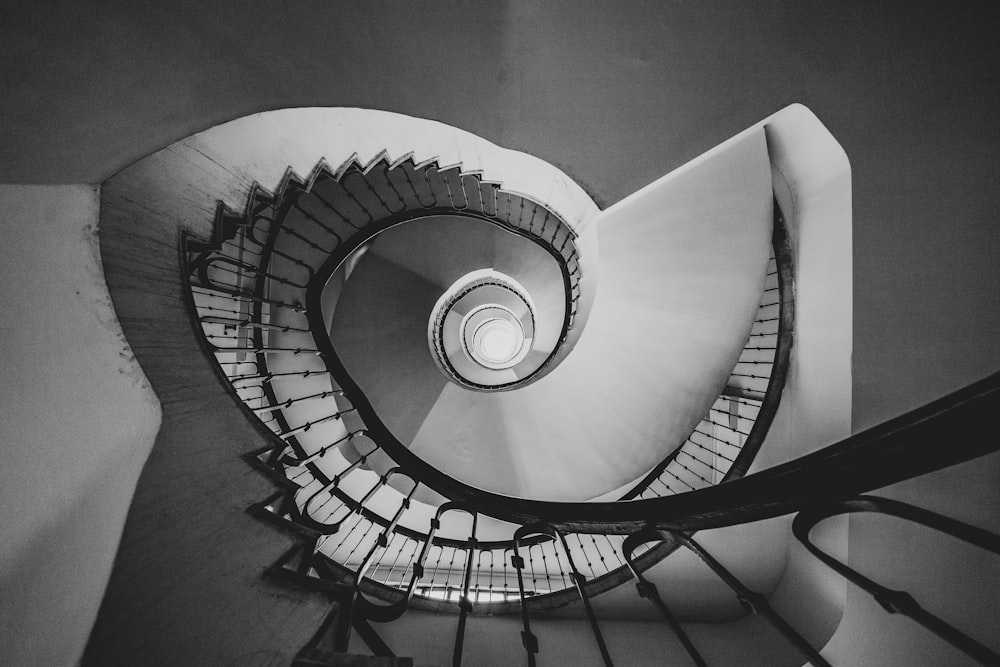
[184,154,1000,651]
[793,496,1000,665]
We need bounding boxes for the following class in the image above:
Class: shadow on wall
[0,185,162,666]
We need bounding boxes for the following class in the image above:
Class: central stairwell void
[90,105,1000,666]
[182,106,783,611]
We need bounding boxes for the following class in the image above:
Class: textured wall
[83,159,334,665]
[0,0,996,437]
[1,2,998,664]
[0,185,161,665]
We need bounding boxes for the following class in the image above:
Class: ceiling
[1,0,998,431]
[326,130,773,500]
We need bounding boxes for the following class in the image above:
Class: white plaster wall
[0,4,995,664]
[815,450,1000,666]
[622,105,854,651]
[364,607,811,667]
[0,185,161,665]
[737,106,855,659]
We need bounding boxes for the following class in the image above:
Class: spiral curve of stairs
[174,106,786,630]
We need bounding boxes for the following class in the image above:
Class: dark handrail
[626,529,832,667]
[293,157,997,530]
[793,496,1000,665]
[192,155,789,610]
[309,255,1000,532]
[351,471,420,623]
[452,509,479,667]
[622,529,707,667]
[512,523,614,667]
[188,154,1000,627]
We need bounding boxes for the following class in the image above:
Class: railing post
[453,512,479,667]
[511,527,540,667]
[794,496,1000,666]
[622,529,707,666]
[667,530,832,667]
[512,524,615,666]
[553,530,614,666]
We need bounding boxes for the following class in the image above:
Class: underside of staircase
[82,106,1000,667]
[83,107,795,665]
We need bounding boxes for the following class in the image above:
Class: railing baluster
[554,529,614,666]
[514,525,614,666]
[794,496,1000,666]
[299,440,378,522]
[250,389,346,415]
[379,534,406,586]
[275,409,355,440]
[453,512,479,667]
[353,474,419,588]
[502,548,511,601]
[511,531,539,667]
[428,544,444,592]
[281,430,361,467]
[622,529,707,667]
[191,284,306,313]
[668,530,832,667]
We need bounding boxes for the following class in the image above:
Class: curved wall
[1,3,998,664]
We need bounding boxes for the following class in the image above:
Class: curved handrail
[305,219,795,527]
[184,151,1000,619]
[186,151,788,611]
[512,523,613,667]
[629,529,832,667]
[622,528,706,667]
[305,206,580,392]
[349,470,420,619]
[302,192,1000,531]
[793,495,1000,665]
[297,362,1000,532]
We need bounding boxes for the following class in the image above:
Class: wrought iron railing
[183,151,793,624]
[182,149,1000,665]
[440,374,1000,666]
[793,496,1000,665]
[278,372,1000,665]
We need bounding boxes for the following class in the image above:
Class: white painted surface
[749,105,853,658]
[818,451,1000,666]
[477,128,773,499]
[585,105,854,643]
[0,5,994,663]
[0,185,162,665]
[328,129,773,500]
[369,604,811,667]
[111,106,600,391]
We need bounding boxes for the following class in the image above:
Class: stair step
[341,167,396,222]
[363,160,407,215]
[440,166,468,209]
[460,173,485,214]
[385,160,428,210]
[393,159,436,208]
[310,175,372,230]
[424,164,452,207]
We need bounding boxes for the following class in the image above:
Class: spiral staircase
[84,105,1000,666]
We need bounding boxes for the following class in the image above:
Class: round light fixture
[475,318,522,364]
[428,269,539,390]
[461,306,526,369]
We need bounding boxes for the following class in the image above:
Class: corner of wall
[0,184,162,665]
